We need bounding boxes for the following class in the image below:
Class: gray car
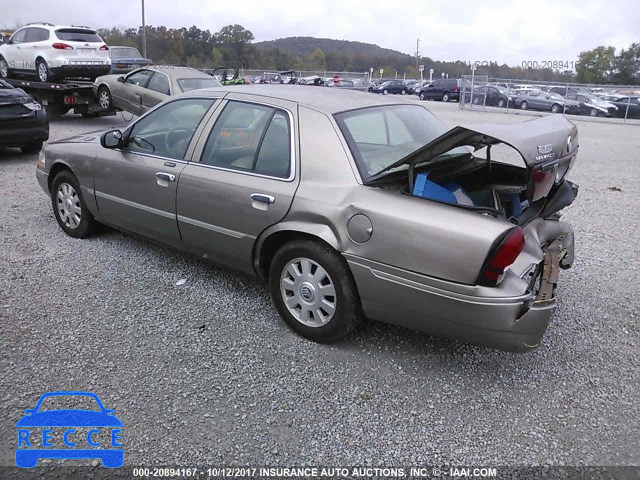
[35,86,579,352]
[512,88,571,113]
[92,66,221,116]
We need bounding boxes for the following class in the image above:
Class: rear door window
[24,28,49,43]
[147,72,171,95]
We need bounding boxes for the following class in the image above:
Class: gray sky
[2,0,638,66]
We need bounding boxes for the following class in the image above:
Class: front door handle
[156,172,176,182]
[250,193,275,204]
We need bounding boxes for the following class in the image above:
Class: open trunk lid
[373,115,578,204]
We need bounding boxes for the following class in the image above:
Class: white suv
[0,22,111,83]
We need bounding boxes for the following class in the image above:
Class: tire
[51,170,96,238]
[589,108,598,117]
[0,56,8,79]
[20,140,43,154]
[419,92,426,101]
[520,101,528,110]
[551,103,561,113]
[97,86,113,111]
[401,89,406,95]
[383,89,388,95]
[36,58,52,83]
[269,239,364,343]
[497,98,506,108]
[442,92,450,102]
[473,96,481,105]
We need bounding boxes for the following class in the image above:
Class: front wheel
[551,103,561,113]
[20,140,43,154]
[269,240,364,343]
[36,59,52,82]
[520,101,528,110]
[383,89,388,95]
[442,93,450,102]
[0,56,8,78]
[419,92,426,100]
[51,170,96,238]
[401,89,406,95]
[497,98,506,108]
[589,108,598,117]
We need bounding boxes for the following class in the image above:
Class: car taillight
[99,44,109,51]
[452,86,459,92]
[478,227,525,286]
[52,43,73,50]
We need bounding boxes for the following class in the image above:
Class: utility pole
[416,38,420,73]
[141,0,147,59]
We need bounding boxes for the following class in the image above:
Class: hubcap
[280,257,337,327]
[99,91,110,109]
[0,60,7,77]
[38,63,47,81]
[56,183,81,229]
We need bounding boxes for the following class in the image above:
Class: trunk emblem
[537,144,553,155]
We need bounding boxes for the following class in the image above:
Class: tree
[575,46,616,84]
[215,24,254,63]
[307,48,326,70]
[613,43,640,85]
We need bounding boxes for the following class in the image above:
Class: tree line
[98,24,639,85]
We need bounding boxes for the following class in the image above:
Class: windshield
[111,47,142,59]
[335,105,470,180]
[177,77,222,92]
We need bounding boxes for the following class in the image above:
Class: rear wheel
[551,103,561,113]
[419,92,426,100]
[0,57,8,78]
[442,92,450,102]
[401,89,406,95]
[51,170,96,238]
[497,98,506,108]
[20,140,43,154]
[269,240,364,343]
[383,89,388,95]
[520,100,528,110]
[98,86,113,110]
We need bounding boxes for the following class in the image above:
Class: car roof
[142,66,212,79]
[187,85,421,114]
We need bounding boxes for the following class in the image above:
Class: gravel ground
[1,102,638,470]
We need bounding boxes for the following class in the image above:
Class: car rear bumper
[0,110,49,147]
[346,228,574,352]
[51,64,111,79]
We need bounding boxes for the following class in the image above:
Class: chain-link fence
[231,69,370,90]
[459,76,640,122]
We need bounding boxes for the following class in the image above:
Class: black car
[0,79,48,153]
[417,78,462,102]
[610,97,640,119]
[464,85,511,107]
[371,80,409,95]
[565,92,617,117]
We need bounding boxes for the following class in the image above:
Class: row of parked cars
[367,76,640,119]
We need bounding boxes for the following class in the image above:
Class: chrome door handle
[250,193,275,204]
[156,172,176,182]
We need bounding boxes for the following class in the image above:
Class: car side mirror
[117,76,125,83]
[101,129,123,148]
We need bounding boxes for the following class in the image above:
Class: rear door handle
[250,193,275,204]
[156,172,176,182]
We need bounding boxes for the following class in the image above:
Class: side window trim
[192,99,296,182]
[147,71,172,95]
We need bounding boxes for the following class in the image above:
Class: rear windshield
[335,105,469,180]
[55,29,102,42]
[177,77,222,92]
[111,47,142,59]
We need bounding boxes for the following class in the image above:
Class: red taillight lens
[100,44,109,51]
[52,43,73,50]
[478,227,525,285]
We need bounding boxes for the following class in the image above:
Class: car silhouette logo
[15,391,123,468]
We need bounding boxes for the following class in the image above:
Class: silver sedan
[36,86,579,352]
[92,65,221,116]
